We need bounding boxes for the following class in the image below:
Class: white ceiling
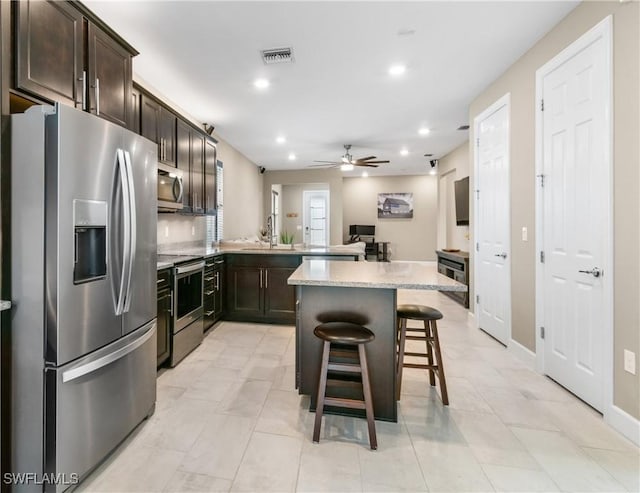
[86,1,578,177]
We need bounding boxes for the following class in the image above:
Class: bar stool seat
[396,304,448,405]
[313,322,377,450]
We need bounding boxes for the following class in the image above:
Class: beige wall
[437,142,471,253]
[469,1,639,419]
[343,175,438,261]
[216,137,264,240]
[263,169,343,245]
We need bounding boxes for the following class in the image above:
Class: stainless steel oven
[171,260,204,366]
[158,162,184,211]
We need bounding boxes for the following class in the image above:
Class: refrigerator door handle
[115,149,131,316]
[122,150,137,313]
[61,322,156,383]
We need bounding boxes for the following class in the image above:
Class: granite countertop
[288,260,467,291]
[0,300,11,311]
[156,244,364,270]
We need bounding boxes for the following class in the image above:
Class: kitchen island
[288,260,466,422]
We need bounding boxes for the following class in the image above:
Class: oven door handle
[175,261,205,275]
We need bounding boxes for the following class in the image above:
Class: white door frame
[535,17,613,414]
[303,189,330,247]
[473,93,512,345]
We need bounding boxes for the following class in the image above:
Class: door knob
[494,252,507,259]
[578,268,602,278]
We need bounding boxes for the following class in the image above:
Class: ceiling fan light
[341,164,354,172]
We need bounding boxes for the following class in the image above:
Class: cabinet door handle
[95,78,100,116]
[78,71,87,111]
[215,272,220,290]
[264,270,268,289]
[168,291,173,316]
[259,269,263,289]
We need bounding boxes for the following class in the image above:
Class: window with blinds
[205,161,223,243]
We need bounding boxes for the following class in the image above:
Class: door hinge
[476,138,480,147]
[476,242,479,252]
[476,295,480,304]
[540,326,545,339]
[540,251,545,263]
[537,174,545,187]
[540,99,544,112]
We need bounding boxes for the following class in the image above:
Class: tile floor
[79,290,639,492]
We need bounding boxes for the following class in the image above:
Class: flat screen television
[349,224,375,236]
[454,177,469,226]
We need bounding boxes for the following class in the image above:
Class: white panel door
[475,96,511,346]
[539,21,610,411]
[303,190,329,247]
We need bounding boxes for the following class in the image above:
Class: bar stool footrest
[324,397,366,410]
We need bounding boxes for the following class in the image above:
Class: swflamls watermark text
[3,472,79,485]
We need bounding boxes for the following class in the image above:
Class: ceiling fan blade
[355,156,376,162]
[313,160,341,164]
[354,163,379,168]
[307,163,337,168]
[358,160,389,164]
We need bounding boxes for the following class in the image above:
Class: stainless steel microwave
[157,162,184,211]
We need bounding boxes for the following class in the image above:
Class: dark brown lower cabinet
[204,257,225,331]
[156,268,172,367]
[226,254,300,324]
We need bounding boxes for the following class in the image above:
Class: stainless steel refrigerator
[10,104,157,492]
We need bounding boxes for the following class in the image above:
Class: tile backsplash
[157,214,207,247]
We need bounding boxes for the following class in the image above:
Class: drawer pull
[204,276,215,281]
[204,290,214,296]
[204,310,214,317]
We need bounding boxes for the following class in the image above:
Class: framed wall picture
[377,193,413,218]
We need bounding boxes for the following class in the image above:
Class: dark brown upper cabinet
[191,131,205,214]
[175,119,205,214]
[140,94,176,166]
[176,119,192,212]
[129,86,141,134]
[87,22,132,128]
[204,139,217,215]
[14,0,137,129]
[15,1,84,108]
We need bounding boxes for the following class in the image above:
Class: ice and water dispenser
[73,199,107,284]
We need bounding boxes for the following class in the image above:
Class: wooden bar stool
[396,304,448,405]
[312,321,377,450]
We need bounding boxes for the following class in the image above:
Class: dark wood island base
[295,285,398,422]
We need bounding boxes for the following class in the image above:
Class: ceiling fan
[309,145,390,169]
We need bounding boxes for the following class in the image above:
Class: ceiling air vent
[457,125,470,131]
[261,47,294,65]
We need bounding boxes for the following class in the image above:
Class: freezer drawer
[46,321,157,491]
[170,317,203,367]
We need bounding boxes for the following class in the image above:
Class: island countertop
[288,259,467,291]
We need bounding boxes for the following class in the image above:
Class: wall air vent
[260,47,294,65]
[457,125,470,131]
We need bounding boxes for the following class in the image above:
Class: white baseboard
[605,404,640,447]
[508,338,536,370]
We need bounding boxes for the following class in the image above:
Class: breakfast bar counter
[288,260,466,421]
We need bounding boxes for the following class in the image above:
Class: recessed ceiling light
[276,136,286,144]
[254,78,270,89]
[288,152,296,161]
[340,164,354,172]
[418,127,430,136]
[389,64,406,77]
[362,171,369,178]
[400,149,409,156]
